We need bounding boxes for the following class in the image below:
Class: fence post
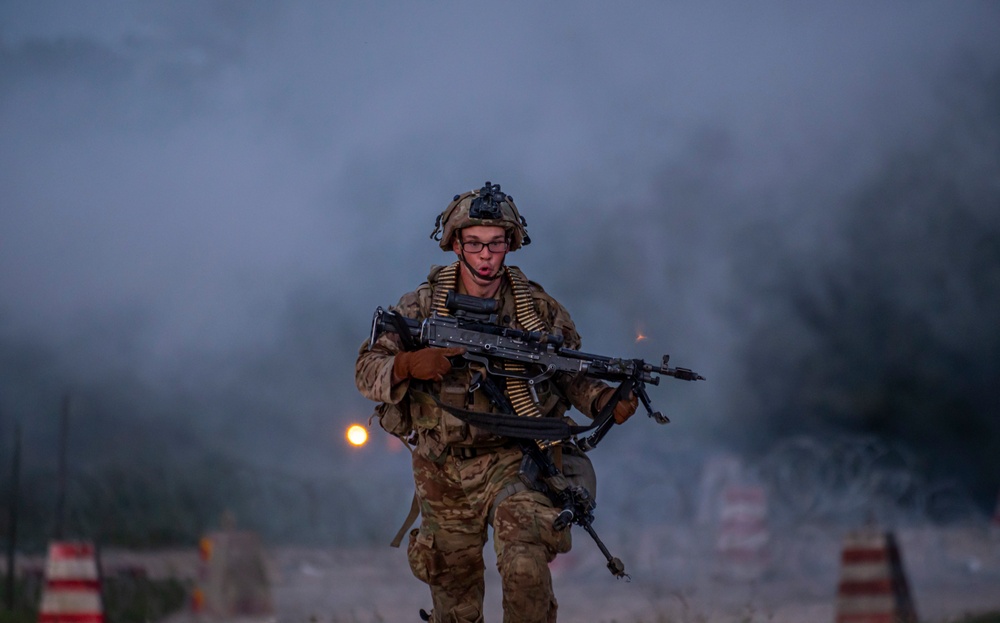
[5,421,21,611]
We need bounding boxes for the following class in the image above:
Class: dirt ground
[72,522,999,623]
[12,523,999,622]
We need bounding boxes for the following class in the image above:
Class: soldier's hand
[392,347,466,382]
[595,387,639,425]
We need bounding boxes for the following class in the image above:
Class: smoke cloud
[2,1,999,545]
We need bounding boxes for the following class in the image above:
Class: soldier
[355,182,637,623]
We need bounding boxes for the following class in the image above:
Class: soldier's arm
[355,331,408,405]
[355,290,426,404]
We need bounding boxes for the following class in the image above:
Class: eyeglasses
[460,239,509,253]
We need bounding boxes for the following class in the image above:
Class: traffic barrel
[835,528,917,623]
[193,530,273,618]
[714,485,769,581]
[38,541,104,623]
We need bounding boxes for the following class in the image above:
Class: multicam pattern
[355,263,607,459]
[408,448,568,623]
[355,264,607,622]
[430,186,530,252]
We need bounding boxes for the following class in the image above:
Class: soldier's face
[454,225,508,282]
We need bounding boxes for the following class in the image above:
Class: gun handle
[368,307,385,351]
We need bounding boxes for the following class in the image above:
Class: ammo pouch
[518,443,597,503]
[374,400,412,438]
[559,443,598,503]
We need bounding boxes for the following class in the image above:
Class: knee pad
[446,603,484,623]
[493,492,570,557]
[498,542,548,584]
[420,605,484,623]
[495,543,557,622]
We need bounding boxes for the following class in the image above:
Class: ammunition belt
[431,262,547,418]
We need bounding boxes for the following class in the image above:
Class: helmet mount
[469,182,507,221]
[430,181,531,251]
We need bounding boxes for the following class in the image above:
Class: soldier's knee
[497,542,549,587]
[446,603,484,623]
[496,543,556,622]
[493,492,569,557]
[423,604,484,623]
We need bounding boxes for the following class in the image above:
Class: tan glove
[392,347,466,382]
[595,386,639,425]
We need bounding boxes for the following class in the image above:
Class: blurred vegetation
[0,262,406,551]
[2,29,998,554]
[0,573,38,623]
[103,574,188,623]
[0,449,408,551]
[0,572,186,623]
[733,62,1000,511]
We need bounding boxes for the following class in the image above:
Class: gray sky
[2,1,999,468]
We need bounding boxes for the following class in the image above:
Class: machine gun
[368,293,704,579]
[369,292,704,449]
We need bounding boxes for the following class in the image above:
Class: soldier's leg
[409,453,487,623]
[492,489,568,623]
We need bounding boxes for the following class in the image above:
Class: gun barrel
[371,305,704,381]
[669,367,705,381]
[648,360,705,381]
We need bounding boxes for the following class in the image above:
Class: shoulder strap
[426,262,547,418]
[503,266,546,417]
[390,494,420,548]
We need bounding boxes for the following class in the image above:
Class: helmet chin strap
[459,251,505,284]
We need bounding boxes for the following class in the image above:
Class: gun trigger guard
[462,354,502,375]
[534,364,557,383]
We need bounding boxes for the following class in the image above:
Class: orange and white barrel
[38,541,104,623]
[835,528,917,623]
[715,485,769,581]
[194,530,273,618]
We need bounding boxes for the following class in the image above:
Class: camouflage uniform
[356,262,607,623]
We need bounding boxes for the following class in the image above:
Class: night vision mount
[469,181,507,220]
[468,181,531,246]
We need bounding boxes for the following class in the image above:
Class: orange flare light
[346,424,369,447]
[634,322,648,343]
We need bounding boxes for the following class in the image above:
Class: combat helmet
[430,181,531,251]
